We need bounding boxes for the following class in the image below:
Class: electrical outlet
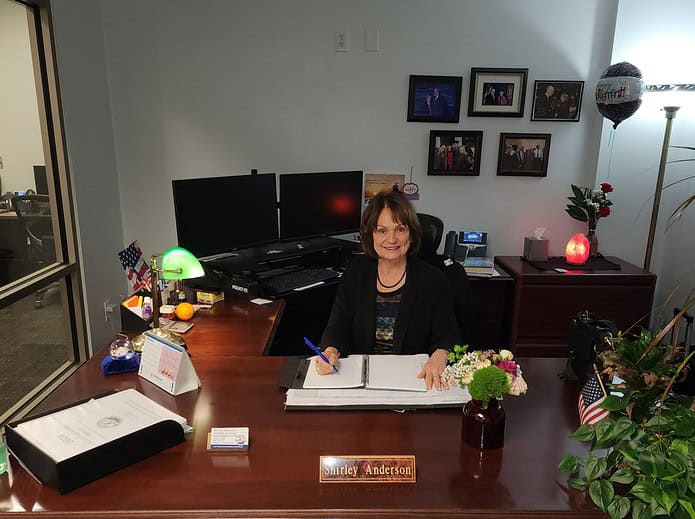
[103,299,117,322]
[335,31,349,52]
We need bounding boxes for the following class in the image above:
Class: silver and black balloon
[595,62,644,129]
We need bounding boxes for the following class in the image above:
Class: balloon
[595,62,644,129]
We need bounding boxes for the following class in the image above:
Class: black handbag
[565,311,617,382]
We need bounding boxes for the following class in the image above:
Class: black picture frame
[531,80,584,121]
[468,67,528,117]
[407,75,463,123]
[497,133,551,177]
[427,130,483,176]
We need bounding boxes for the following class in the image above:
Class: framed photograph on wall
[427,130,483,176]
[497,133,551,177]
[407,75,463,123]
[468,67,528,117]
[531,80,584,121]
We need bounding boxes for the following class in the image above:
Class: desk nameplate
[319,455,416,483]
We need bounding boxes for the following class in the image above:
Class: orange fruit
[175,302,195,321]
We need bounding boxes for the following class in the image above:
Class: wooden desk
[495,256,656,357]
[0,298,599,518]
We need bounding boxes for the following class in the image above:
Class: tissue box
[523,237,549,261]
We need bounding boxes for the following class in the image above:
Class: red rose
[600,182,613,193]
[598,205,611,217]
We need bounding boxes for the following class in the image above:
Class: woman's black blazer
[319,255,460,356]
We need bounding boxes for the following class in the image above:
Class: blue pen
[303,337,339,373]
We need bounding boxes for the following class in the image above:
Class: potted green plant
[565,182,614,258]
[558,303,695,519]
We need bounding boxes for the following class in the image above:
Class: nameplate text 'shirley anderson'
[319,455,416,483]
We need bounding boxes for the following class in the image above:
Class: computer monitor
[172,173,278,258]
[279,171,363,241]
[33,166,48,195]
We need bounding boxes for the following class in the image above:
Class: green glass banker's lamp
[133,246,204,351]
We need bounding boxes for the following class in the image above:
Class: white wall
[100,0,618,260]
[50,0,126,349]
[0,0,45,194]
[596,0,695,326]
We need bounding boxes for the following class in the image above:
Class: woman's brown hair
[360,191,422,257]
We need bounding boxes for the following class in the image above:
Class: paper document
[286,385,470,410]
[366,354,428,391]
[302,355,365,389]
[301,354,429,392]
[13,389,188,463]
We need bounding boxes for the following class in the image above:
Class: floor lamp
[643,84,695,271]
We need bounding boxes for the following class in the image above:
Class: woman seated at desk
[317,191,460,390]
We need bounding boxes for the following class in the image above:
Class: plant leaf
[608,496,631,519]
[677,499,695,519]
[571,184,586,199]
[558,455,581,474]
[589,479,615,512]
[568,477,587,490]
[566,206,588,222]
[630,480,659,503]
[602,395,626,411]
[631,500,652,519]
[653,485,678,515]
[571,424,596,442]
[595,419,616,446]
[586,455,608,481]
[610,417,637,440]
[609,469,635,485]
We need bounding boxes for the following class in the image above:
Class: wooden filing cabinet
[495,256,656,357]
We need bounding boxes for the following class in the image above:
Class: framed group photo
[531,80,584,121]
[407,75,463,123]
[427,130,483,176]
[468,67,528,117]
[497,133,551,177]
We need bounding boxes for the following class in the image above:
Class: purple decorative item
[595,62,644,129]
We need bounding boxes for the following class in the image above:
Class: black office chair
[12,195,58,307]
[416,213,444,260]
[416,213,472,344]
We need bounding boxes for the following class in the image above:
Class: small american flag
[118,241,152,292]
[578,374,609,425]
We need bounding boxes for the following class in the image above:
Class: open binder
[5,389,187,494]
[281,354,430,391]
[279,355,471,410]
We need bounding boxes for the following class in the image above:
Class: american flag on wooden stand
[578,372,610,426]
[118,241,152,292]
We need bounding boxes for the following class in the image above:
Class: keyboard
[261,268,340,294]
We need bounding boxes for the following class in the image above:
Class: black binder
[6,392,185,494]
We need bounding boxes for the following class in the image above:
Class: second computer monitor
[279,171,363,241]
[172,173,278,258]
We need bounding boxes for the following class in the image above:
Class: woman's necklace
[377,267,406,289]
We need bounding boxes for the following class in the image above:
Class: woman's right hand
[316,347,340,375]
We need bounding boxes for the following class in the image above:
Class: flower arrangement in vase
[442,346,527,449]
[565,182,614,258]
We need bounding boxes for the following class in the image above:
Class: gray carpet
[0,291,70,418]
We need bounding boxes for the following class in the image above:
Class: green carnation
[467,366,510,407]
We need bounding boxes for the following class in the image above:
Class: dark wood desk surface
[0,298,599,518]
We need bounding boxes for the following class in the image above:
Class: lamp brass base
[132,327,186,353]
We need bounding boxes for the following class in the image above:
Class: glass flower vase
[462,398,505,449]
[586,227,598,258]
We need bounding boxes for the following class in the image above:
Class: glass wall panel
[0,282,71,419]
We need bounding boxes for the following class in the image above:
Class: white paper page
[366,354,429,392]
[14,389,187,463]
[286,385,470,408]
[302,355,364,389]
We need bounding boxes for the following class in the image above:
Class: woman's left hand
[417,349,450,391]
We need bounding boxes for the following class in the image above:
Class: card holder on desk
[5,393,185,494]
